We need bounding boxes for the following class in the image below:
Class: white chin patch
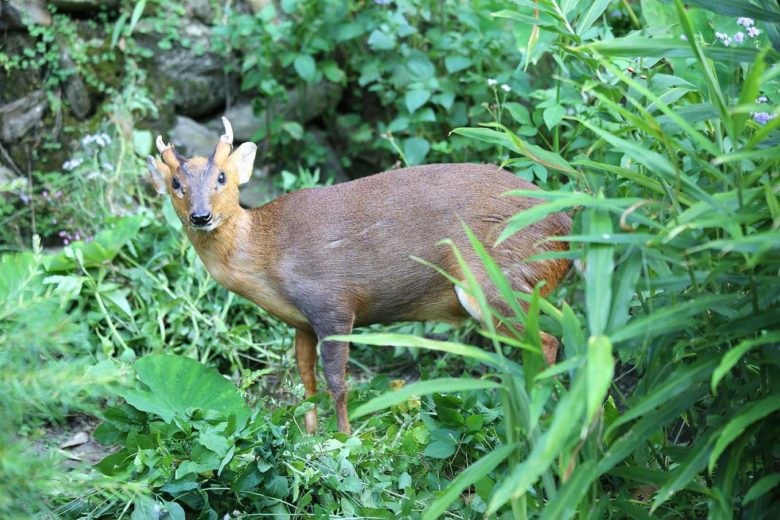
[192,216,222,232]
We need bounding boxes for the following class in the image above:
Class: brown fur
[149,137,571,434]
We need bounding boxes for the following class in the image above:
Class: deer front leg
[294,329,319,434]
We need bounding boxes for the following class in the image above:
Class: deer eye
[172,177,181,191]
[217,171,226,185]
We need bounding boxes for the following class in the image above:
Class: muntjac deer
[147,118,571,434]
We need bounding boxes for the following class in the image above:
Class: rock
[239,166,279,208]
[219,82,343,141]
[169,115,218,156]
[59,431,90,449]
[0,0,51,28]
[0,90,46,142]
[48,0,118,13]
[0,164,15,184]
[61,51,91,119]
[138,21,235,118]
[185,0,213,23]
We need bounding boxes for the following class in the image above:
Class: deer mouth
[190,214,223,232]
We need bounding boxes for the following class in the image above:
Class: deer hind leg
[319,335,351,434]
[455,283,558,365]
[294,329,319,434]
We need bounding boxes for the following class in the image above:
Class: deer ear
[146,156,170,194]
[227,142,257,185]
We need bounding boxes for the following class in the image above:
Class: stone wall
[0,0,346,201]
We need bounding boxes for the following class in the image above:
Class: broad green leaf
[423,443,517,520]
[120,355,250,425]
[444,56,472,73]
[585,199,614,336]
[407,51,435,81]
[367,29,395,50]
[504,102,530,125]
[711,332,780,392]
[43,215,143,272]
[405,89,431,114]
[293,54,317,83]
[403,137,430,165]
[708,395,780,473]
[350,377,500,419]
[734,50,767,138]
[586,336,613,424]
[543,105,566,130]
[424,439,456,458]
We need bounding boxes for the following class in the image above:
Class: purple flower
[737,17,754,28]
[752,112,776,125]
[733,32,745,44]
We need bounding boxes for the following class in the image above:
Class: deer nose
[190,211,212,226]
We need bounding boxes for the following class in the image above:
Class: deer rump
[262,163,572,328]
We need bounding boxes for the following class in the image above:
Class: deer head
[146,117,257,232]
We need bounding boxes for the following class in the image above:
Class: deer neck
[186,208,256,288]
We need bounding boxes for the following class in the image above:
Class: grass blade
[422,443,518,520]
[350,377,501,419]
[708,395,780,473]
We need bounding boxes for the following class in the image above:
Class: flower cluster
[715,18,761,46]
[63,157,83,171]
[81,132,112,149]
[57,229,93,245]
[752,95,776,126]
[487,78,511,92]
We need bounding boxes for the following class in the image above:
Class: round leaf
[120,355,250,425]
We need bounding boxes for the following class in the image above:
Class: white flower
[500,84,511,92]
[747,26,761,38]
[733,32,745,44]
[487,78,497,86]
[680,34,688,40]
[63,158,83,171]
[737,17,754,28]
[757,95,768,104]
[723,37,732,46]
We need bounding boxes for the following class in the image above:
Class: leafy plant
[339,0,780,517]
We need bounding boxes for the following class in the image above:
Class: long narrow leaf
[350,378,501,419]
[422,443,518,520]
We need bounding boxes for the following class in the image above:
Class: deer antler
[156,135,168,153]
[220,117,234,145]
